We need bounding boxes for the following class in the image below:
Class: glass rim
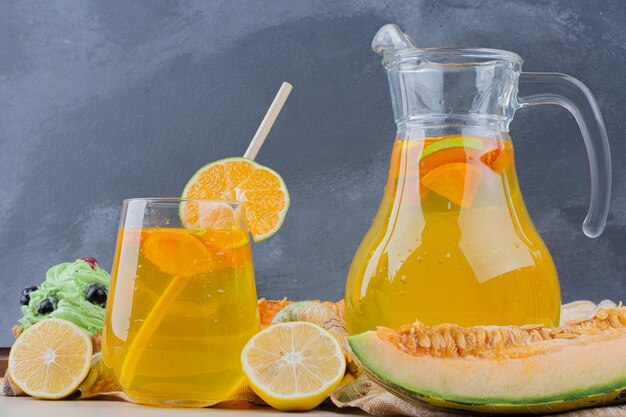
[382,46,523,67]
[123,197,241,206]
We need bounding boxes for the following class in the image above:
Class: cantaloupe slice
[348,305,626,414]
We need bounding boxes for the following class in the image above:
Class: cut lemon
[8,318,92,399]
[420,162,484,208]
[241,322,346,411]
[181,157,289,242]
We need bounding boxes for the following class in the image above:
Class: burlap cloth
[3,299,625,416]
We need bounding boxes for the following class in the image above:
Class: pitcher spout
[371,24,417,56]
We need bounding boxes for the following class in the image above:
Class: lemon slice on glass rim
[181,157,289,242]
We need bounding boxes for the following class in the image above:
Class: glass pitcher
[345,25,611,334]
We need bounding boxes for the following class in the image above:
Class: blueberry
[20,286,39,306]
[20,294,30,306]
[38,298,56,315]
[85,284,107,307]
[21,285,39,295]
[80,257,98,269]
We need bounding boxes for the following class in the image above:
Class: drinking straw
[244,82,292,160]
[119,82,293,388]
[119,274,192,386]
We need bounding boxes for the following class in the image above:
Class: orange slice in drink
[420,162,484,208]
[420,146,484,175]
[143,230,214,276]
[182,157,289,242]
[8,318,92,399]
[481,140,514,173]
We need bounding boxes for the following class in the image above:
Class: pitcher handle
[517,72,611,238]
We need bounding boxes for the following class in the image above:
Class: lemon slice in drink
[241,322,346,411]
[181,157,289,242]
[8,318,92,399]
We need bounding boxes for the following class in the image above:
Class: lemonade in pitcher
[345,25,611,334]
[346,132,560,333]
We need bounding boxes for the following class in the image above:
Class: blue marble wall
[0,0,624,344]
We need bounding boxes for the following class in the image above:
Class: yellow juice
[103,227,259,406]
[345,134,561,334]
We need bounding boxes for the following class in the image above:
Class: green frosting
[19,259,111,335]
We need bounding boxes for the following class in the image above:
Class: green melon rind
[348,332,626,414]
[180,157,290,242]
[363,368,625,415]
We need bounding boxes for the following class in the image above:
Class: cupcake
[15,258,110,352]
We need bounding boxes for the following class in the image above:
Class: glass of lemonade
[102,198,260,407]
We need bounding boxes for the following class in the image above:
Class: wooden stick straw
[244,82,293,160]
[119,275,191,387]
[119,82,293,388]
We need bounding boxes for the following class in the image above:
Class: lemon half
[9,318,92,399]
[241,321,346,411]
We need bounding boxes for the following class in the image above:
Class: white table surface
[0,396,367,417]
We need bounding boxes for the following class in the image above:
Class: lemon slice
[181,157,289,242]
[8,318,92,399]
[241,322,346,411]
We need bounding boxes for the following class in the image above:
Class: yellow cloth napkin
[3,299,625,417]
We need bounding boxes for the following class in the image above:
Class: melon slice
[348,305,626,414]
